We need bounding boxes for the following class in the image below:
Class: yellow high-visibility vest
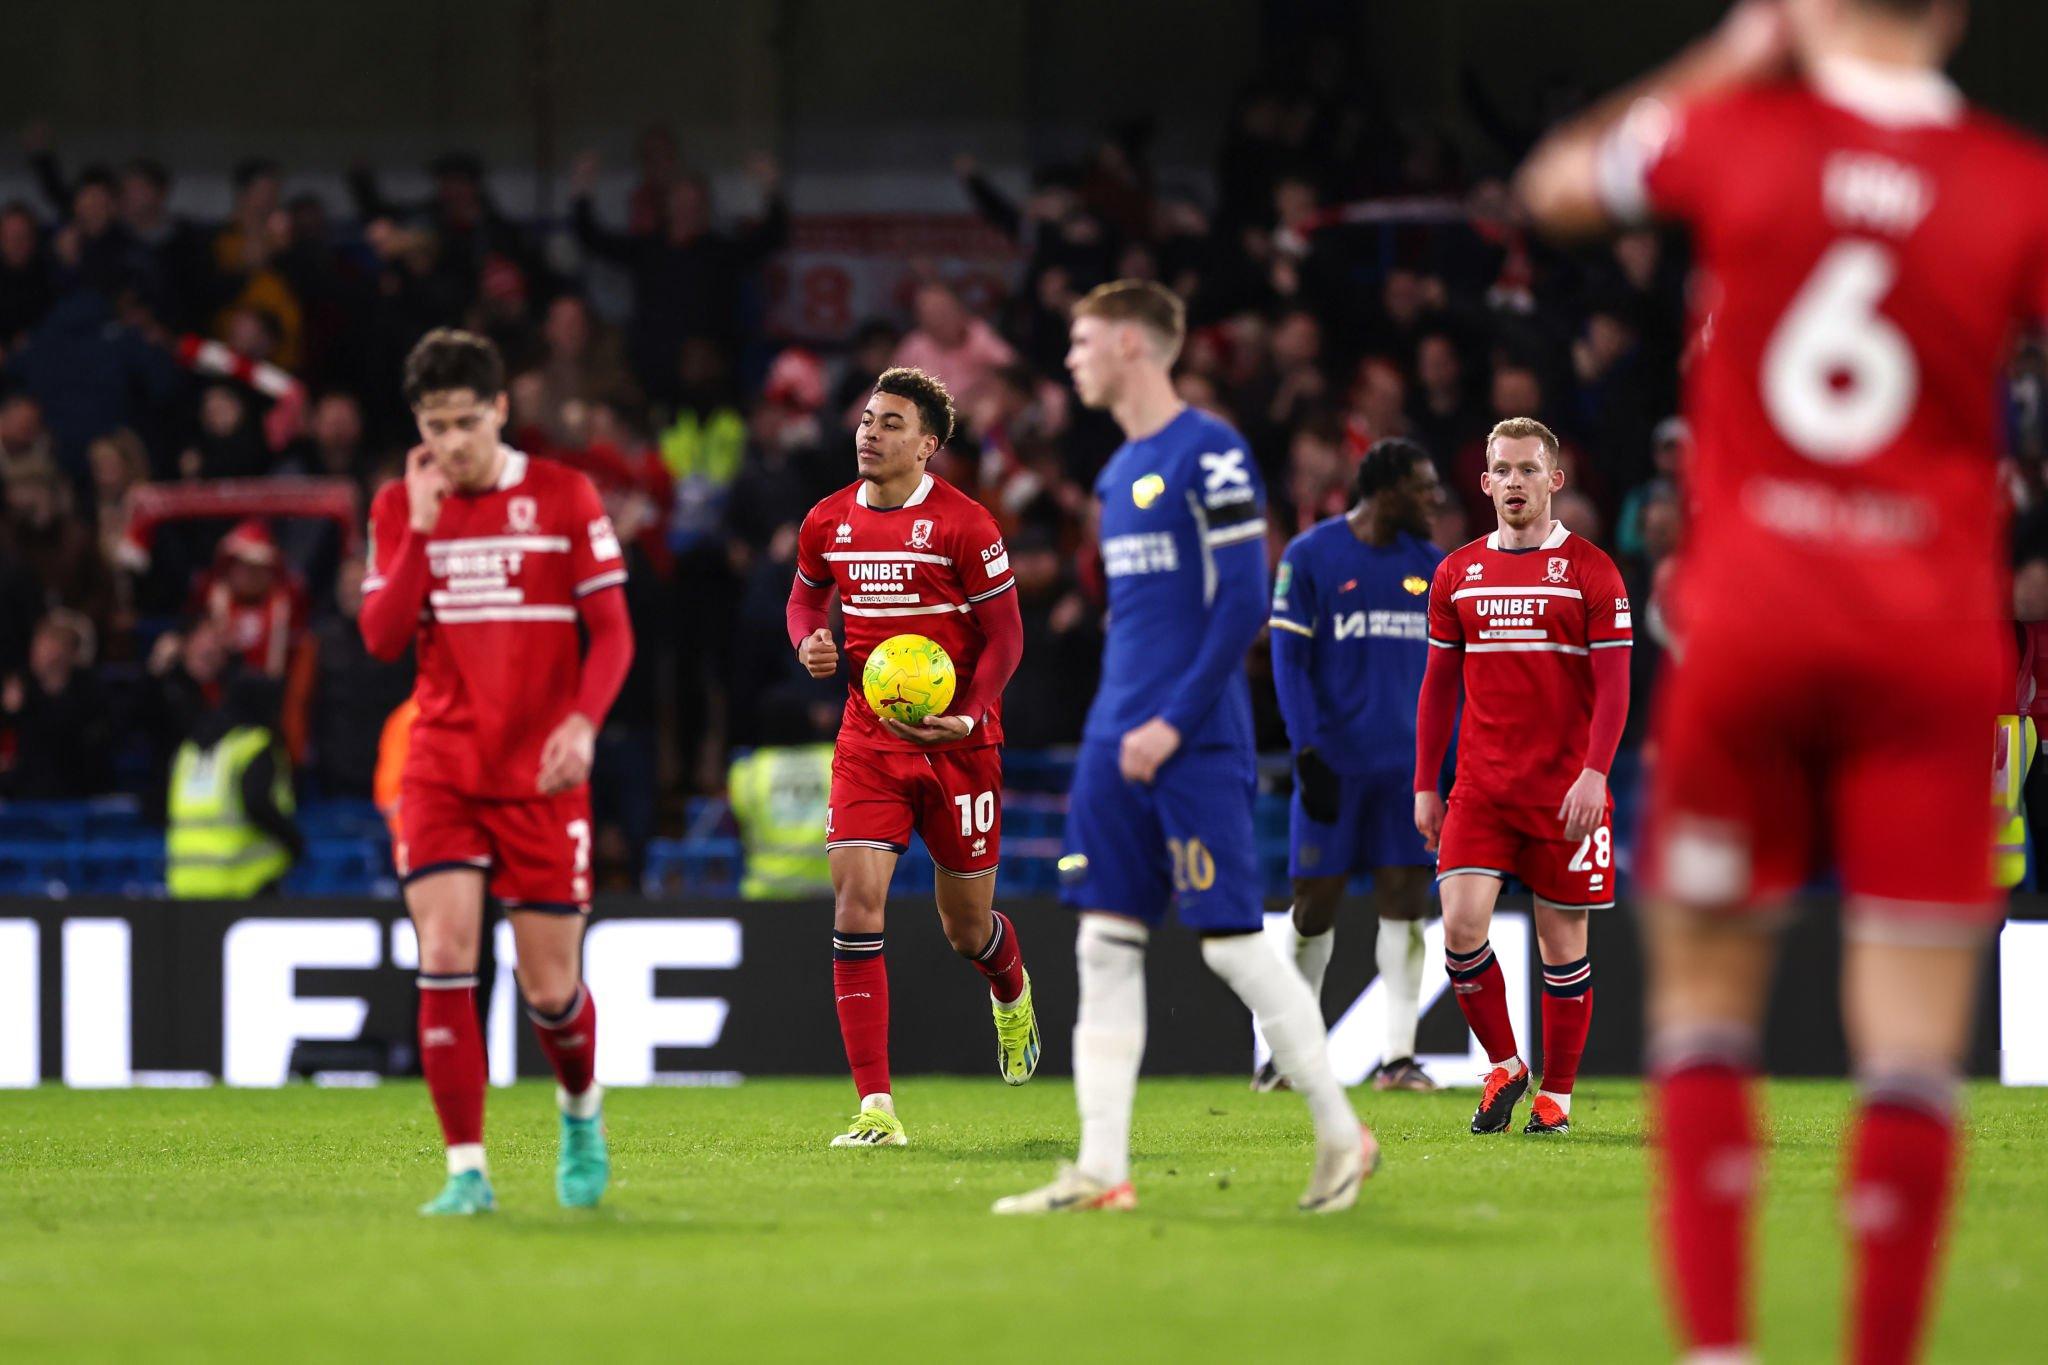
[167,726,295,899]
[728,745,833,900]
[1994,713,2036,890]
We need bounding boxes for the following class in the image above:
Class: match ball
[862,633,956,726]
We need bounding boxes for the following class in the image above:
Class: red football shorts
[1436,791,1616,909]
[827,741,1003,878]
[398,779,594,911]
[1644,617,2003,922]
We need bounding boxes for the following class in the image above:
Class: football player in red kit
[1516,0,2045,1359]
[786,367,1035,1148]
[1413,417,1631,1137]
[361,329,634,1215]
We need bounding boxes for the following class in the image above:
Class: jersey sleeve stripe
[1205,519,1268,548]
[361,575,387,593]
[841,602,971,618]
[796,568,829,588]
[966,579,1015,604]
[573,569,629,597]
[1449,585,1584,601]
[1428,637,1461,649]
[1268,617,1315,638]
[1589,639,1633,649]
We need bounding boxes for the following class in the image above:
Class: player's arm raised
[1413,557,1463,851]
[540,477,636,795]
[1125,458,1268,784]
[1513,0,1793,237]
[358,444,447,660]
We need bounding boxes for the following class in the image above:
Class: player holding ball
[786,366,1037,1148]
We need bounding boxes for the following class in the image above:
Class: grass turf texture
[2,1080,2042,1362]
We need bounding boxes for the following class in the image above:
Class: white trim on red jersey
[823,550,955,566]
[841,601,972,618]
[432,604,578,624]
[1810,53,1962,130]
[493,447,529,490]
[574,569,628,597]
[854,473,934,509]
[1464,641,1591,656]
[1450,585,1584,603]
[1484,521,1571,553]
[427,534,572,555]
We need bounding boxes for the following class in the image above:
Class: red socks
[1846,1098,1958,1365]
[1445,941,1520,1065]
[970,911,1027,1004]
[1654,1060,1758,1354]
[1539,957,1593,1095]
[418,974,486,1148]
[528,985,599,1097]
[833,931,891,1098]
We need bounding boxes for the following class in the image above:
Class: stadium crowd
[3,50,2046,886]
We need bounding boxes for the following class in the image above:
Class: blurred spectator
[0,608,112,798]
[0,450,116,632]
[1616,417,1690,560]
[165,672,301,899]
[190,519,307,678]
[1408,332,1487,468]
[295,555,412,798]
[179,385,272,480]
[656,337,748,553]
[524,293,639,449]
[1001,527,1101,746]
[279,392,374,491]
[892,281,1019,414]
[7,287,182,475]
[209,158,304,370]
[136,614,233,821]
[570,149,787,401]
[0,202,54,349]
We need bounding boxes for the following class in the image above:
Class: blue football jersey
[1084,407,1268,752]
[1268,519,1442,775]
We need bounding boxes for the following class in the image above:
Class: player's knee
[1289,883,1339,936]
[831,892,885,934]
[938,912,986,956]
[518,972,579,1020]
[1076,914,1148,979]
[414,927,479,975]
[1440,910,1489,955]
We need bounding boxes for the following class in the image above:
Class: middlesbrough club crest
[1545,556,1570,585]
[908,518,935,550]
[506,496,538,534]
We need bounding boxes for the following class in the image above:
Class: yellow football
[861,633,957,725]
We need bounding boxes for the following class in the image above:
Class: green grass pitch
[2,1079,2042,1362]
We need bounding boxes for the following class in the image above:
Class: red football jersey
[795,472,1015,753]
[365,448,625,798]
[1599,60,2048,634]
[1426,522,1632,803]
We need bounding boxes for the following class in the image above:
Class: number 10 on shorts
[954,791,995,836]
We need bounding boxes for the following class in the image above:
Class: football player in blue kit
[1260,437,1447,1093]
[994,280,1377,1216]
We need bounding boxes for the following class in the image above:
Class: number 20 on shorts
[1168,837,1216,893]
